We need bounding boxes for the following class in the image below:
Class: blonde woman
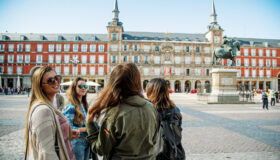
[62,77,93,160]
[24,66,79,160]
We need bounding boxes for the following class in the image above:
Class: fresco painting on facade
[0,0,279,91]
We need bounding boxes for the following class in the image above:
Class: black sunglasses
[42,75,62,85]
[78,85,88,89]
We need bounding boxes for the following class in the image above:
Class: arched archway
[175,80,181,92]
[195,80,201,89]
[143,80,149,90]
[185,80,191,93]
[205,80,211,93]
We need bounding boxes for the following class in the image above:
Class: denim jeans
[71,138,90,160]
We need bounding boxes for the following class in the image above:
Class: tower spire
[211,0,217,24]
[112,0,119,22]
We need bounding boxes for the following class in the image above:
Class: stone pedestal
[208,68,240,104]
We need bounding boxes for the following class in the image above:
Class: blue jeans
[71,138,90,160]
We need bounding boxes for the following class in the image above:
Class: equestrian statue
[212,36,240,67]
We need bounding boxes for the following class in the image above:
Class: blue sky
[0,0,280,39]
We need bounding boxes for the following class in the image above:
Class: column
[263,80,266,90]
[201,80,205,93]
[181,80,185,93]
[249,81,252,91]
[170,80,175,91]
[256,80,259,90]
[13,78,17,88]
[4,78,7,87]
[241,81,245,91]
[191,80,195,90]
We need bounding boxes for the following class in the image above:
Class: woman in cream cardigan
[24,66,79,160]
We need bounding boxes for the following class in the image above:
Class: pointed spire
[112,0,120,22]
[210,0,217,24]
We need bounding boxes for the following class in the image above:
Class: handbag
[24,104,60,159]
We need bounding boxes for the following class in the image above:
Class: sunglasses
[42,75,62,85]
[78,85,88,89]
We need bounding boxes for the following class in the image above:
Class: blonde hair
[66,77,89,124]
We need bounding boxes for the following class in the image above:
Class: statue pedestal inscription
[208,68,240,104]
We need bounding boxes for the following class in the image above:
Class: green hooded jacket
[86,95,162,160]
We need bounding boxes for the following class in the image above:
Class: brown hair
[88,63,143,120]
[66,77,89,124]
[146,78,175,110]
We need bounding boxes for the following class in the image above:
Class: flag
[168,67,171,75]
[164,68,166,75]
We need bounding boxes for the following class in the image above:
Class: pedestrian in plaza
[86,63,162,159]
[262,90,269,110]
[146,78,185,160]
[27,87,31,97]
[275,90,279,103]
[24,66,79,160]
[62,77,93,160]
[270,90,275,106]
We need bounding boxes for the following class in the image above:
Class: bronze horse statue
[212,38,240,67]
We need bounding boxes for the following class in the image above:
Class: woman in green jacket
[86,63,162,160]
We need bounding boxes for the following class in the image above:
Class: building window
[90,55,96,64]
[98,67,104,75]
[236,58,241,66]
[251,49,256,56]
[204,47,210,54]
[236,50,240,56]
[82,55,87,64]
[134,45,139,51]
[272,59,277,67]
[175,68,181,76]
[206,69,210,76]
[25,55,30,63]
[186,69,190,76]
[175,56,181,64]
[111,55,116,63]
[99,55,104,64]
[245,70,249,77]
[8,55,14,63]
[56,55,61,63]
[17,55,23,63]
[259,49,263,56]
[174,46,180,53]
[272,50,276,57]
[49,55,54,63]
[56,44,62,52]
[154,56,160,64]
[0,55,4,63]
[195,57,201,64]
[0,44,5,52]
[143,45,150,52]
[90,45,96,52]
[252,70,256,77]
[49,44,54,52]
[0,66,4,73]
[259,70,264,77]
[266,70,271,78]
[64,44,70,52]
[17,66,22,75]
[36,55,42,63]
[98,45,104,52]
[37,44,42,52]
[266,59,271,67]
[8,44,14,52]
[195,68,201,76]
[144,56,149,64]
[250,59,256,67]
[123,45,128,51]
[154,46,160,51]
[8,67,13,74]
[185,46,190,52]
[237,70,241,77]
[55,66,61,75]
[144,68,149,75]
[81,67,87,75]
[112,33,117,41]
[17,44,23,52]
[134,56,139,63]
[154,68,160,75]
[205,57,211,65]
[266,49,270,57]
[64,66,69,75]
[123,56,128,63]
[90,67,95,75]
[64,55,70,63]
[195,46,200,52]
[244,59,249,66]
[73,66,78,76]
[81,44,88,52]
[185,56,191,64]
[111,45,118,52]
[25,44,31,52]
[73,44,79,52]
[244,49,249,56]
[227,59,232,66]
[259,59,263,67]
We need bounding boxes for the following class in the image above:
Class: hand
[78,127,87,133]
[86,112,94,122]
[72,129,80,139]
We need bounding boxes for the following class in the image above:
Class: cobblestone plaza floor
[0,93,279,160]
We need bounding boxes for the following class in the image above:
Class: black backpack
[157,107,185,160]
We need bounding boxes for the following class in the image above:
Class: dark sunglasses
[42,75,62,85]
[78,85,88,89]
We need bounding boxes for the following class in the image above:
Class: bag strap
[25,104,60,160]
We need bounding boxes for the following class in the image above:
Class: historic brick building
[0,0,279,91]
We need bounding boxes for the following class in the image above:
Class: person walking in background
[146,78,185,160]
[270,90,275,106]
[62,77,92,160]
[275,90,279,103]
[24,66,78,160]
[262,90,269,110]
[86,63,162,159]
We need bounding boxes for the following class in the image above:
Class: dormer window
[20,35,27,40]
[40,35,47,41]
[74,36,81,41]
[2,35,9,40]
[112,33,117,41]
[92,36,96,41]
[263,42,268,48]
[250,41,254,47]
[58,35,65,41]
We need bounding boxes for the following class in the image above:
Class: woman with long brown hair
[62,77,92,160]
[24,66,78,160]
[146,78,185,160]
[86,63,162,159]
